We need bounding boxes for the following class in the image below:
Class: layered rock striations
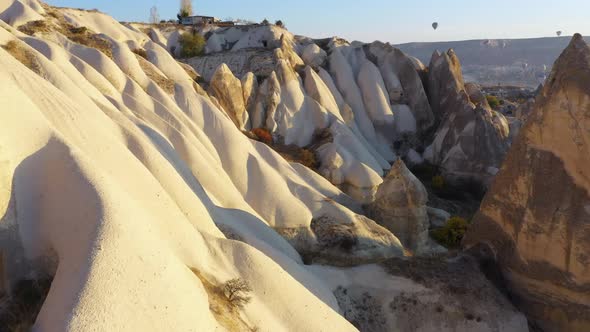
[425,49,510,185]
[464,34,590,332]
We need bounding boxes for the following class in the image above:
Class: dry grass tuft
[17,12,113,59]
[1,40,42,75]
[135,54,176,94]
[65,25,113,59]
[131,48,148,59]
[17,20,51,36]
[251,128,273,145]
[41,7,114,59]
[191,269,257,332]
[248,129,320,170]
[49,6,101,13]
[271,143,318,170]
[430,217,470,248]
[68,26,88,34]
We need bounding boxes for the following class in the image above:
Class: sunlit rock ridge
[0,1,546,331]
[464,34,590,332]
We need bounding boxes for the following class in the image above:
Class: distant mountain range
[396,36,587,87]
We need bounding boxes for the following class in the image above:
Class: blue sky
[47,0,589,44]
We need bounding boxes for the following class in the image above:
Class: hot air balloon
[556,31,562,37]
[432,22,438,30]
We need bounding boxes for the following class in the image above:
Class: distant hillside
[396,36,588,87]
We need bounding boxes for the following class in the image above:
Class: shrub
[251,128,273,145]
[179,9,190,18]
[272,144,318,170]
[17,20,49,36]
[223,278,252,309]
[192,269,254,330]
[431,216,469,248]
[63,25,113,58]
[0,277,53,331]
[261,18,269,25]
[69,26,88,34]
[486,95,500,109]
[432,175,445,191]
[1,40,41,74]
[275,20,284,28]
[178,32,205,58]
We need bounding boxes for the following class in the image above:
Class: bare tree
[149,6,160,24]
[179,0,193,17]
[223,278,252,308]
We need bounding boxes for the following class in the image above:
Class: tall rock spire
[464,34,590,332]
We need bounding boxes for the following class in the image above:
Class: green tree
[431,175,445,191]
[179,0,192,18]
[431,217,469,248]
[486,95,501,109]
[178,32,205,58]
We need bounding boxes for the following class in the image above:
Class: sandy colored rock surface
[464,34,590,332]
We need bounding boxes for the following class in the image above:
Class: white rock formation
[357,59,394,134]
[252,71,280,129]
[208,63,250,130]
[316,67,393,172]
[328,48,395,162]
[367,160,430,253]
[364,42,435,136]
[205,24,293,54]
[266,59,329,146]
[241,71,258,118]
[303,66,344,121]
[425,49,510,185]
[0,7,404,331]
[303,65,387,198]
[277,33,304,69]
[301,43,327,69]
[0,0,43,27]
[0,4,538,331]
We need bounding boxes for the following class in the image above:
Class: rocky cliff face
[180,29,518,199]
[208,63,250,129]
[0,3,408,330]
[464,34,590,332]
[0,1,540,330]
[364,42,434,131]
[367,160,430,253]
[311,258,528,332]
[181,48,276,82]
[425,49,510,186]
